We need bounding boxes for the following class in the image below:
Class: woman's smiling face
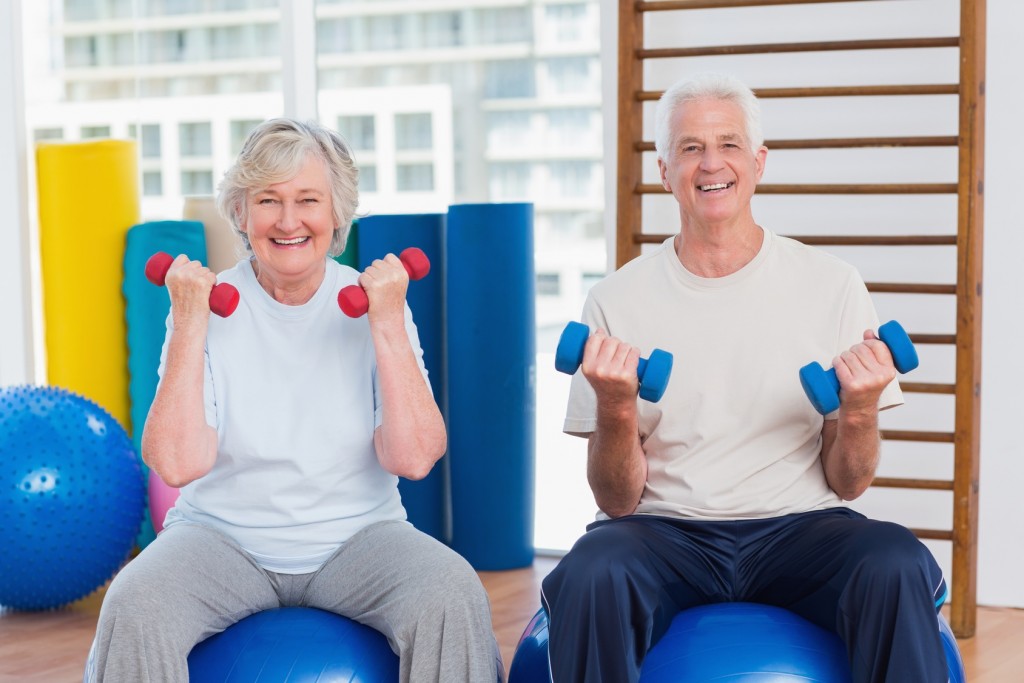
[243,154,336,299]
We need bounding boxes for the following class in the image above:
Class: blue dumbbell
[555,321,674,403]
[799,320,919,415]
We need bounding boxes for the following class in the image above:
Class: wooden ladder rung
[638,84,960,100]
[787,235,956,246]
[636,183,958,194]
[882,430,955,443]
[909,528,954,541]
[872,477,955,491]
[866,282,956,295]
[636,136,958,152]
[632,232,958,249]
[901,382,956,395]
[637,0,883,11]
[637,37,958,60]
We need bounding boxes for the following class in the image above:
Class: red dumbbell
[145,252,240,318]
[338,247,430,318]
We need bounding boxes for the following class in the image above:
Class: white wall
[976,0,1024,608]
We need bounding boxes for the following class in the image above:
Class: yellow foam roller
[37,139,139,431]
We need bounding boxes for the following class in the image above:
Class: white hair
[654,73,764,161]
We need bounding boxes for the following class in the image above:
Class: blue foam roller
[188,607,398,682]
[446,203,535,570]
[123,220,207,548]
[357,214,449,543]
[508,605,967,682]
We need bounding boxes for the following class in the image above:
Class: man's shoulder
[770,232,860,280]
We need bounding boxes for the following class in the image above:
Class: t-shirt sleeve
[827,270,904,419]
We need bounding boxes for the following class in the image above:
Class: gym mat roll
[357,214,448,543]
[182,196,243,273]
[36,139,139,429]
[446,203,536,570]
[123,221,207,547]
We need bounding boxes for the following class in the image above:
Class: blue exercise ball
[188,607,399,682]
[0,385,145,610]
[509,603,966,682]
[641,603,850,682]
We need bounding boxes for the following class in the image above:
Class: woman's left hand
[358,253,409,324]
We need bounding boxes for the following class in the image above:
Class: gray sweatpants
[85,520,503,682]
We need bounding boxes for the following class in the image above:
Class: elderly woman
[86,119,503,682]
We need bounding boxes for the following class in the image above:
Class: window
[396,163,434,192]
[487,111,532,150]
[81,125,111,139]
[550,161,593,198]
[65,36,97,68]
[181,170,214,195]
[485,60,535,99]
[360,165,377,193]
[368,15,404,51]
[544,3,587,43]
[34,128,63,141]
[318,18,355,54]
[489,162,531,200]
[337,115,375,151]
[476,7,531,45]
[142,171,163,196]
[179,122,212,157]
[546,57,594,96]
[230,119,263,155]
[548,109,594,149]
[395,113,432,151]
[140,124,162,158]
[536,273,561,296]
[423,12,461,48]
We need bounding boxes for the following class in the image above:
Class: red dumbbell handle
[337,247,430,318]
[145,252,240,318]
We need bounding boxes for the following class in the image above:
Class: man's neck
[674,219,763,278]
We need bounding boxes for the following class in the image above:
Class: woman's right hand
[164,255,218,327]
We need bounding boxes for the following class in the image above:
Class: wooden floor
[2,555,1022,682]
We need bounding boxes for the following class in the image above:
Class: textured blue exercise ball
[0,385,145,610]
[188,607,399,682]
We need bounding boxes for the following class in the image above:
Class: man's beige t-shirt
[564,229,902,521]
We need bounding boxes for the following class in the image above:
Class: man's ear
[754,146,768,182]
[658,157,671,192]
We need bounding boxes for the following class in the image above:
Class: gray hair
[654,73,764,161]
[216,118,359,258]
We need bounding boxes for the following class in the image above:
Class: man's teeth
[700,182,732,191]
[273,237,308,245]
